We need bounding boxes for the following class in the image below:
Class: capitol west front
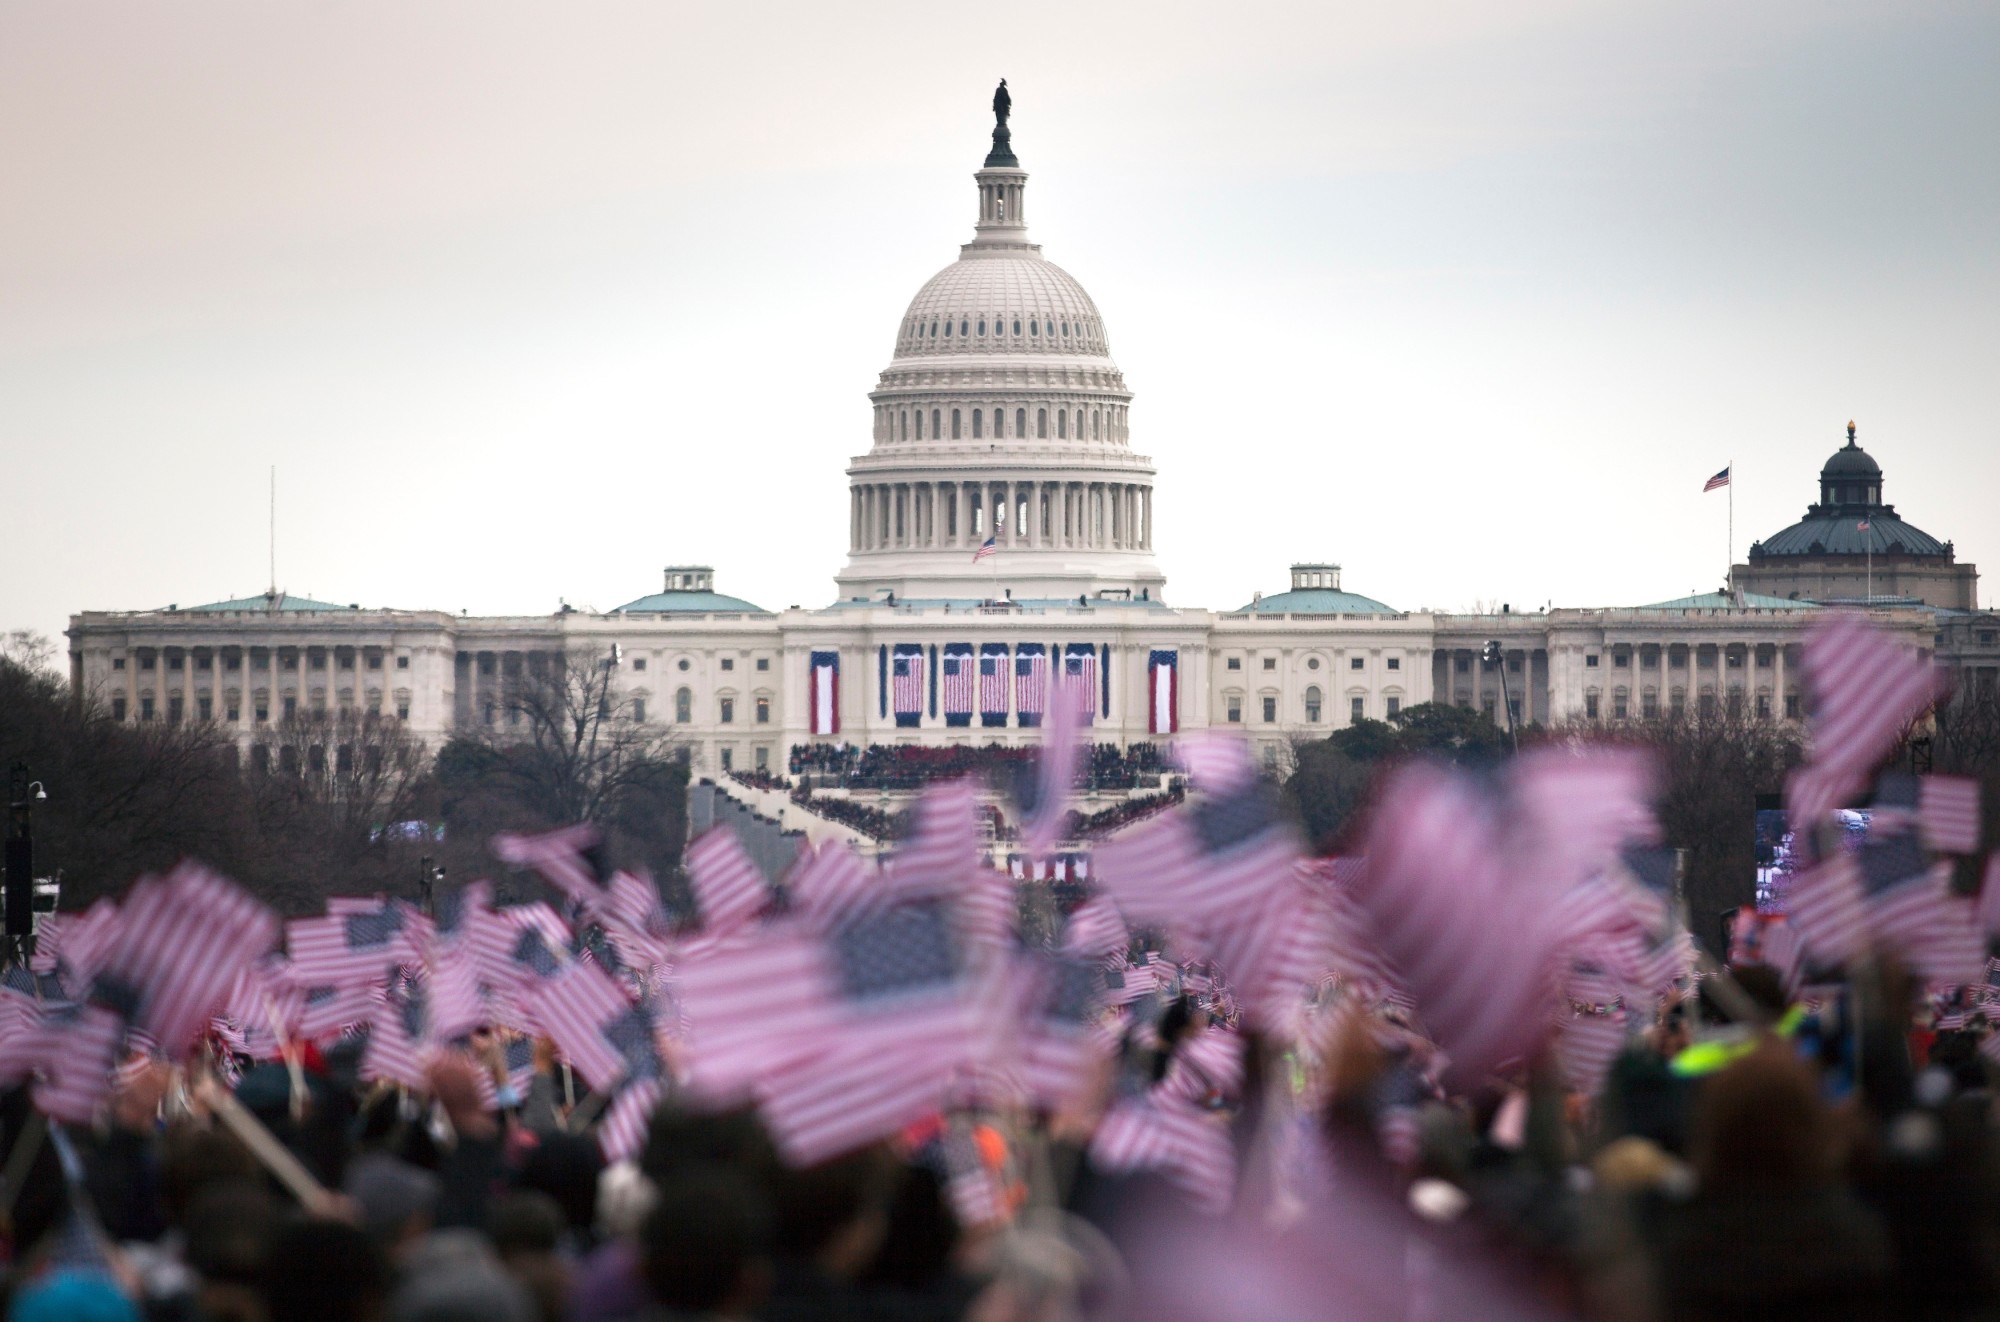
[65,99,1996,785]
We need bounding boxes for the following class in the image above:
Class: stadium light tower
[1482,642,1519,753]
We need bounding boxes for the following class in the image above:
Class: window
[755,746,770,771]
[720,747,734,771]
[952,409,962,439]
[675,689,692,722]
[196,654,211,671]
[1351,696,1365,721]
[1387,696,1401,718]
[756,657,769,671]
[251,745,269,774]
[1642,692,1659,720]
[1614,653,1629,668]
[721,658,735,671]
[629,697,646,723]
[1585,655,1600,668]
[719,697,735,724]
[337,652,354,671]
[931,409,941,438]
[112,656,125,670]
[1785,693,1801,719]
[1037,408,1048,438]
[1304,687,1322,722]
[168,654,183,671]
[197,696,212,721]
[1982,632,1997,646]
[1226,657,1241,671]
[255,699,269,723]
[1016,408,1026,437]
[112,695,126,721]
[1755,693,1770,719]
[396,701,409,720]
[1057,410,1066,438]
[1013,320,1021,335]
[1726,651,1744,669]
[1454,656,1469,674]
[284,696,297,720]
[1509,656,1523,673]
[1509,697,1522,723]
[140,696,155,720]
[1262,657,1277,671]
[1307,657,1320,670]
[1755,651,1772,669]
[1262,696,1277,722]
[140,654,155,671]
[397,655,410,669]
[1613,694,1627,720]
[1386,657,1400,671]
[227,702,240,722]
[1350,657,1364,670]
[1030,319,1039,336]
[755,697,770,724]
[679,658,691,671]
[972,409,983,438]
[1585,694,1600,720]
[1671,691,1687,717]
[633,657,647,671]
[1226,696,1242,723]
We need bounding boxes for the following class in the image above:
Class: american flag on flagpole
[684,828,771,938]
[972,534,997,562]
[1920,776,1983,855]
[1703,466,1731,492]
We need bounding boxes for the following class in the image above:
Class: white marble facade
[66,114,1982,776]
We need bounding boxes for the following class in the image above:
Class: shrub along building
[67,93,1987,781]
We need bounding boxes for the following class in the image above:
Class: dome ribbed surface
[1821,443,1881,478]
[892,256,1111,359]
[1756,513,1946,558]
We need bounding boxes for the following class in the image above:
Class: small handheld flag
[971,535,997,562]
[1703,466,1731,492]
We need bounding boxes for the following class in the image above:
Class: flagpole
[1727,458,1733,591]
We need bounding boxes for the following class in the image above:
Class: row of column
[872,402,1131,445]
[851,480,1152,554]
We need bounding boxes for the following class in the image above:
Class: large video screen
[1754,803,1872,914]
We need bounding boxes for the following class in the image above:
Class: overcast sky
[5,0,1996,645]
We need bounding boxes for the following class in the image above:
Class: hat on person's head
[385,1260,536,1322]
[8,1270,140,1322]
[343,1151,441,1246]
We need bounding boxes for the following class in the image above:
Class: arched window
[977,319,986,335]
[1037,408,1048,438]
[1030,319,1039,336]
[929,320,937,337]
[1061,321,1069,336]
[960,320,968,337]
[1016,408,1026,437]
[951,409,962,439]
[1304,687,1322,723]
[943,319,952,338]
[915,411,924,440]
[972,409,983,438]
[675,688,691,723]
[899,410,908,441]
[1012,319,1021,335]
[1057,409,1067,439]
[1092,410,1101,439]
[931,408,941,438]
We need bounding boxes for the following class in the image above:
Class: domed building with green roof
[1734,423,1978,609]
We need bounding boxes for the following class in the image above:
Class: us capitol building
[66,91,1998,781]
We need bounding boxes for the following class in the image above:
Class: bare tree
[2,630,59,678]
[437,649,689,888]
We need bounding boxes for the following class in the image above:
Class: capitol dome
[892,257,1111,361]
[836,88,1163,605]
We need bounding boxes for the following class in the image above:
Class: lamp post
[5,764,48,965]
[1483,642,1519,753]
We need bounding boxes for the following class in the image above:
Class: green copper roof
[1637,591,1816,611]
[184,592,356,613]
[613,590,768,614]
[1234,588,1398,615]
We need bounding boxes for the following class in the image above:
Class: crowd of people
[1065,787,1185,840]
[786,744,1170,794]
[2,614,1993,1321]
